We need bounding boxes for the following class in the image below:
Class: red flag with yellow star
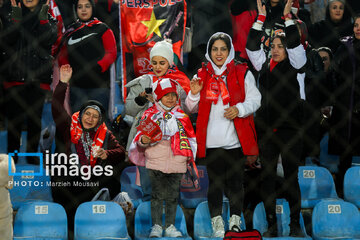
[119,0,187,100]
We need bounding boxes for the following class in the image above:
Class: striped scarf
[70,111,107,167]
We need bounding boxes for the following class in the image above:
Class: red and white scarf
[205,67,230,105]
[128,103,197,167]
[150,66,191,94]
[70,111,107,167]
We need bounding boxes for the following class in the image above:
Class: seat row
[13,198,360,240]
[8,164,360,212]
[122,165,360,210]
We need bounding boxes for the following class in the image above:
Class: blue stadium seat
[39,102,56,153]
[9,163,53,210]
[13,201,67,239]
[0,130,6,153]
[312,199,360,240]
[120,166,144,208]
[318,134,340,173]
[344,167,360,208]
[74,201,131,240]
[112,79,125,118]
[134,201,191,240]
[180,165,208,208]
[298,166,339,208]
[253,199,311,239]
[193,200,246,240]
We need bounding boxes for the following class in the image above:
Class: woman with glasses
[51,64,125,239]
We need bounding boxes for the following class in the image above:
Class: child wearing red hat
[128,78,197,238]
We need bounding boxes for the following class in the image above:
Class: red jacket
[196,61,259,158]
[231,10,257,60]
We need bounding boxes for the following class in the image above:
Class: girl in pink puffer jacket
[129,78,197,238]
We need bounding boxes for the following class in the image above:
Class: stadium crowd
[1,0,360,239]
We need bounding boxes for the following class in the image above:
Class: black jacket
[4,1,57,85]
[308,4,352,53]
[328,37,360,155]
[247,21,306,131]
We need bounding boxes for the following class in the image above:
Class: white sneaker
[164,224,182,237]
[149,224,163,238]
[211,215,225,238]
[229,214,241,230]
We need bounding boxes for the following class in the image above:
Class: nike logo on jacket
[68,33,98,45]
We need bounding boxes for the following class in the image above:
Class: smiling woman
[308,0,352,53]
[51,64,126,239]
[124,40,190,206]
[246,0,307,237]
[22,0,40,11]
[186,31,261,237]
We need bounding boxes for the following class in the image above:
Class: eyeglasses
[84,111,99,120]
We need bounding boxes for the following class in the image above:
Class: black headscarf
[78,100,106,131]
[74,0,96,21]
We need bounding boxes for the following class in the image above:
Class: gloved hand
[10,0,22,23]
[38,0,50,21]
[135,95,148,106]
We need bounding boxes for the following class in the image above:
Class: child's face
[160,92,178,110]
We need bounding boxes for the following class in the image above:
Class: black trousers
[335,135,360,197]
[5,84,46,162]
[260,128,302,222]
[148,169,183,228]
[203,147,245,218]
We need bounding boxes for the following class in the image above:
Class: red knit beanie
[153,78,178,101]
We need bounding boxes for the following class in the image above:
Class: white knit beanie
[150,40,174,66]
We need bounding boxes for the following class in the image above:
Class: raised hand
[60,64,73,83]
[190,77,203,95]
[39,0,50,20]
[10,0,22,22]
[284,0,293,18]
[257,0,266,17]
[10,0,21,8]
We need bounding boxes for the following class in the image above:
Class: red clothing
[58,19,117,88]
[231,10,257,60]
[196,61,259,158]
[52,81,125,163]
